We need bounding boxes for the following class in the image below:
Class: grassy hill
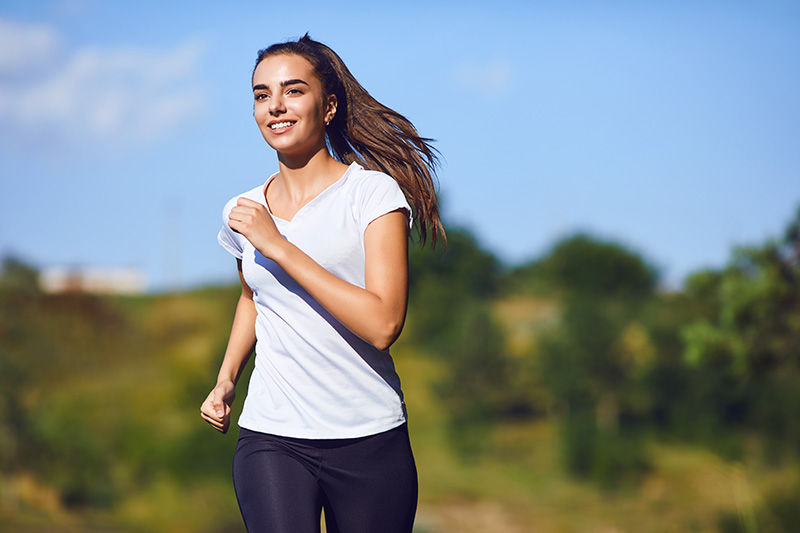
[2,284,798,532]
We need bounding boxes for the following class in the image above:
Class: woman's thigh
[319,424,418,533]
[232,428,323,533]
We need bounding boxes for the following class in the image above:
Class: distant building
[39,266,146,295]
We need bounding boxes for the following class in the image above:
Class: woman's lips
[269,120,296,132]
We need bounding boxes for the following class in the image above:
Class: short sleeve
[355,172,413,235]
[217,197,245,259]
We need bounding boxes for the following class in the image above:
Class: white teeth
[270,121,294,130]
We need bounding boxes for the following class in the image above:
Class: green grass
[2,288,798,532]
[396,317,799,533]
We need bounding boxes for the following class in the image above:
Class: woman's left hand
[228,197,284,258]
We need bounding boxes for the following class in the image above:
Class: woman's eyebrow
[280,79,309,88]
[252,79,310,92]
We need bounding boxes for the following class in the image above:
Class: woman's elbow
[370,318,405,351]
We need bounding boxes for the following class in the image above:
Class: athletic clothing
[218,162,417,531]
[217,162,412,439]
[232,424,418,533]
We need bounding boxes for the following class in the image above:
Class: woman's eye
[255,93,269,101]
[287,88,302,95]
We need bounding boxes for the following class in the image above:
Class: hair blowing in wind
[254,34,446,247]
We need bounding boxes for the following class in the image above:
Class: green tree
[435,303,512,460]
[407,226,501,350]
[506,233,658,299]
[0,257,43,474]
[407,227,517,459]
[682,208,800,458]
[533,234,658,485]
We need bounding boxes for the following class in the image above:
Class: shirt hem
[237,416,407,440]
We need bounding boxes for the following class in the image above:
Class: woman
[200,34,444,533]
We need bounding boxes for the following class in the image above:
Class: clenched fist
[200,380,236,434]
[228,197,285,258]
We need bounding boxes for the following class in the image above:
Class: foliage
[0,257,40,293]
[433,303,513,460]
[506,233,658,299]
[717,480,800,533]
[531,235,659,485]
[682,208,800,458]
[0,265,243,524]
[3,208,800,529]
[407,226,502,349]
[408,227,515,460]
[0,285,133,507]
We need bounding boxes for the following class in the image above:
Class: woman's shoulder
[340,163,411,228]
[343,163,401,195]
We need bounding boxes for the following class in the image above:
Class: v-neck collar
[262,162,357,224]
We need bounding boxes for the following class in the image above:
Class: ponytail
[254,34,446,247]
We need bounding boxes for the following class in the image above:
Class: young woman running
[199,34,444,533]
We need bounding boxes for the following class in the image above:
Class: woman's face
[252,53,336,158]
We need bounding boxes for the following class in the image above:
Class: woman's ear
[325,94,337,125]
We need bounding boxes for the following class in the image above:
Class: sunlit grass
[3,288,798,532]
[397,337,798,532]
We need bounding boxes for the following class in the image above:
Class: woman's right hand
[200,380,236,434]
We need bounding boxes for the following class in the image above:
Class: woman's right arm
[200,259,256,434]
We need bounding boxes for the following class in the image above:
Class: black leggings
[232,424,418,533]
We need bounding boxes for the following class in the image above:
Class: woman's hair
[254,34,445,247]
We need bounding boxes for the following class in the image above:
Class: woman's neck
[273,148,349,206]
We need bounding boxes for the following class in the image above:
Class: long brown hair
[254,34,445,247]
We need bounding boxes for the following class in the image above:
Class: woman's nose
[269,95,285,115]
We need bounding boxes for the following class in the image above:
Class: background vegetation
[1,207,799,532]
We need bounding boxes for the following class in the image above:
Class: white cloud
[0,18,61,76]
[453,61,514,95]
[0,17,207,155]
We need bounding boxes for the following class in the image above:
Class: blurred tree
[0,256,40,293]
[533,235,658,485]
[408,227,517,459]
[506,233,658,299]
[682,208,800,459]
[0,256,136,507]
[434,303,512,460]
[407,226,502,350]
[0,257,42,474]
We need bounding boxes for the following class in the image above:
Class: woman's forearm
[217,261,258,384]
[200,263,255,434]
[217,291,257,384]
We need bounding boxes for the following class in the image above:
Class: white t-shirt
[218,162,412,439]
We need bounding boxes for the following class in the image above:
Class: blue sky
[1,0,798,291]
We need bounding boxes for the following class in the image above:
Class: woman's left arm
[229,198,409,350]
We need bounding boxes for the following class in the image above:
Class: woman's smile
[252,54,333,157]
[268,120,296,131]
